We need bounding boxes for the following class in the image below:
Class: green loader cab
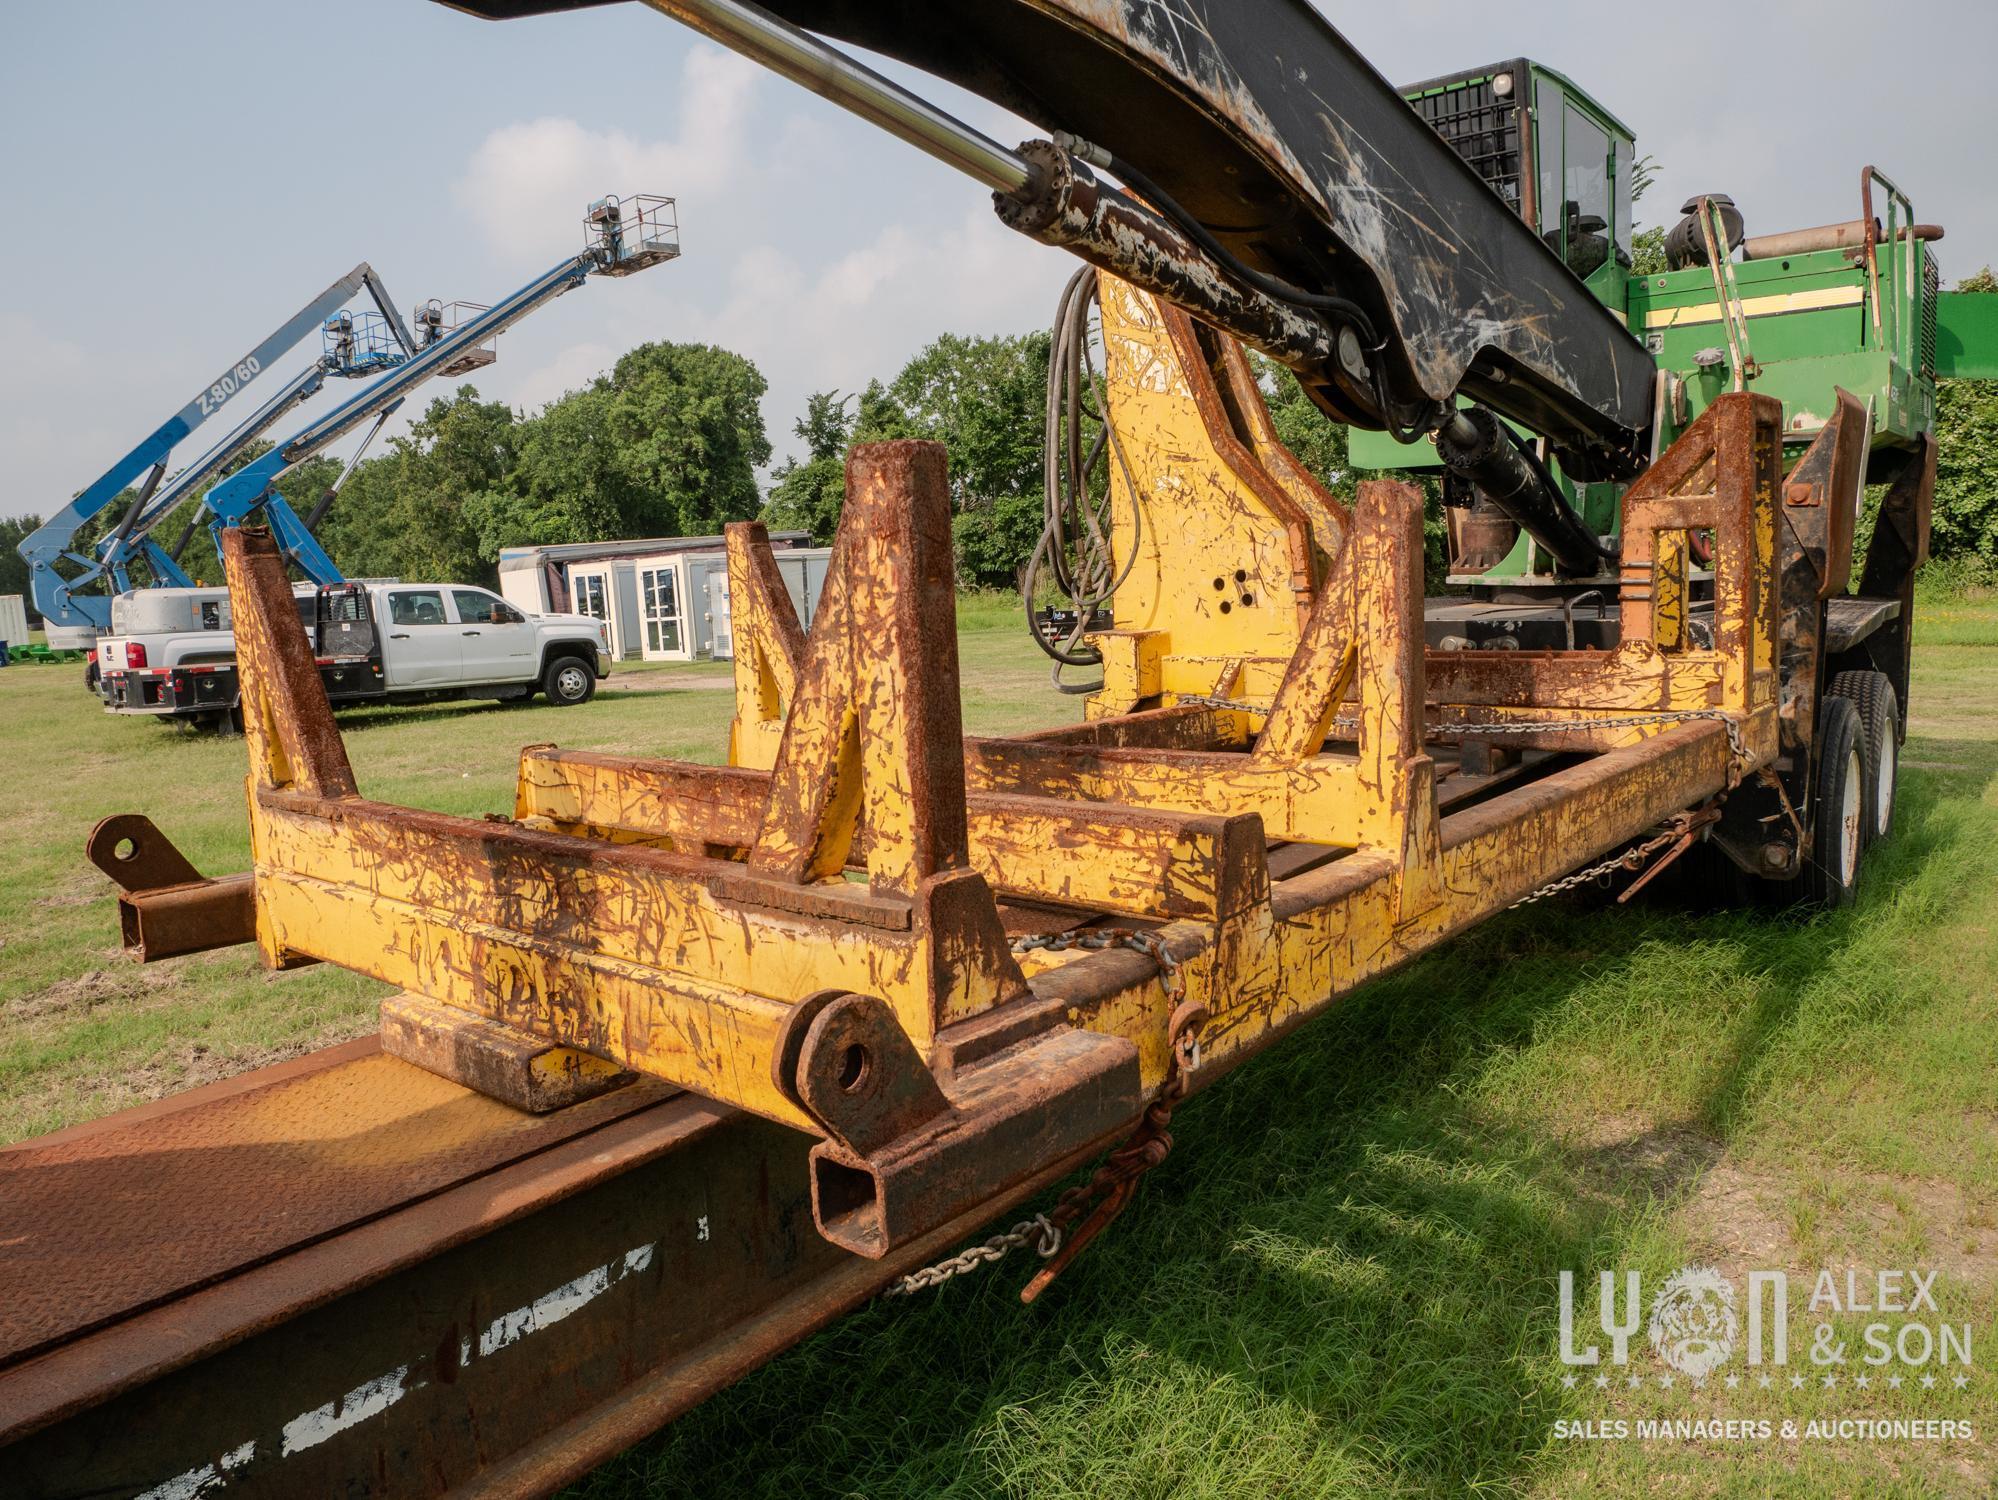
[1356,58,1993,597]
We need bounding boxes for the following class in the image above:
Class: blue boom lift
[19,265,419,646]
[192,194,681,586]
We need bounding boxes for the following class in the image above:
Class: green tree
[464,342,771,562]
[1931,266,1998,569]
[1257,357,1353,495]
[319,388,516,584]
[1627,154,1669,277]
[0,513,42,620]
[599,342,771,533]
[761,390,853,544]
[866,332,1051,587]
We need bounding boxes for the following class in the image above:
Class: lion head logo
[1648,1265,1738,1376]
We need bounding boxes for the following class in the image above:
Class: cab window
[1559,103,1611,278]
[388,590,448,627]
[453,589,523,626]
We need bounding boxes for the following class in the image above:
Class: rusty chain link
[1176,694,1748,770]
[1507,826,1681,908]
[881,1213,1062,1297]
[882,928,1205,1303]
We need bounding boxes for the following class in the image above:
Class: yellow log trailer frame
[2,278,1911,1496]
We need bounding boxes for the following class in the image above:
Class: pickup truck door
[380,589,460,688]
[451,588,537,684]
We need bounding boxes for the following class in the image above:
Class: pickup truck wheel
[1827,670,1898,844]
[543,655,596,707]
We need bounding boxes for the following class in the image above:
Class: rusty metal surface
[85,813,203,892]
[0,1043,670,1371]
[222,526,357,799]
[809,1022,1140,1259]
[49,342,1803,1500]
[380,991,637,1113]
[997,137,1337,377]
[114,871,257,961]
[0,1042,1125,1499]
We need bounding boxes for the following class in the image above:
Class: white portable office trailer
[497,533,831,663]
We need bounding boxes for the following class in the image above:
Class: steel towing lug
[85,813,258,963]
[776,991,1143,1261]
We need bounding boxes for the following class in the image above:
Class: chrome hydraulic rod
[639,0,1039,197]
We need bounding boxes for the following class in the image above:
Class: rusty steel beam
[0,1042,1127,1498]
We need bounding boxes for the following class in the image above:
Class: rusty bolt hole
[1234,568,1247,582]
[1240,592,1255,607]
[837,1043,870,1093]
[114,837,139,863]
[1211,577,1225,590]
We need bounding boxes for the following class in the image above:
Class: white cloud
[505,338,620,411]
[450,45,762,264]
[444,58,1071,470]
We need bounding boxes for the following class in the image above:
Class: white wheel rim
[1874,730,1895,839]
[558,667,587,698]
[1839,748,1862,885]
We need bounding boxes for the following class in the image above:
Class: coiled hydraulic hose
[1023,267,1143,692]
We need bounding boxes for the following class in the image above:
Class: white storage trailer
[497,533,832,663]
[0,595,29,654]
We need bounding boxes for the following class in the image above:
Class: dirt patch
[128,1029,364,1101]
[34,871,105,909]
[600,675,734,694]
[1679,1158,1998,1297]
[8,958,188,1023]
[1570,1114,1997,1295]
[1573,1113,1726,1206]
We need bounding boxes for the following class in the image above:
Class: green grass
[2,594,1993,1495]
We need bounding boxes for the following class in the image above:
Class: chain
[1402,710,1750,767]
[1174,694,1747,769]
[881,928,1203,1302]
[1507,825,1680,908]
[881,1213,1061,1297]
[1172,692,1272,715]
[1010,926,1184,1005]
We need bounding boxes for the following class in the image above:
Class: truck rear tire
[542,655,596,707]
[1827,670,1898,844]
[1801,695,1866,909]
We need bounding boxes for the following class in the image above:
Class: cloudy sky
[3,0,1994,521]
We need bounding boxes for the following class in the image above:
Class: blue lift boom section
[199,195,680,585]
[20,264,417,643]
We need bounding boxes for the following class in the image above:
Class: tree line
[4,272,1994,621]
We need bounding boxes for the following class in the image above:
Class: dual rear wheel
[1795,671,1900,908]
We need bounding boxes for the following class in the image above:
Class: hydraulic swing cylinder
[1433,408,1612,578]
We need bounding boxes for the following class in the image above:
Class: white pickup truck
[95,580,611,727]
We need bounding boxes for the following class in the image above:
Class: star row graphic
[1561,1369,1975,1391]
